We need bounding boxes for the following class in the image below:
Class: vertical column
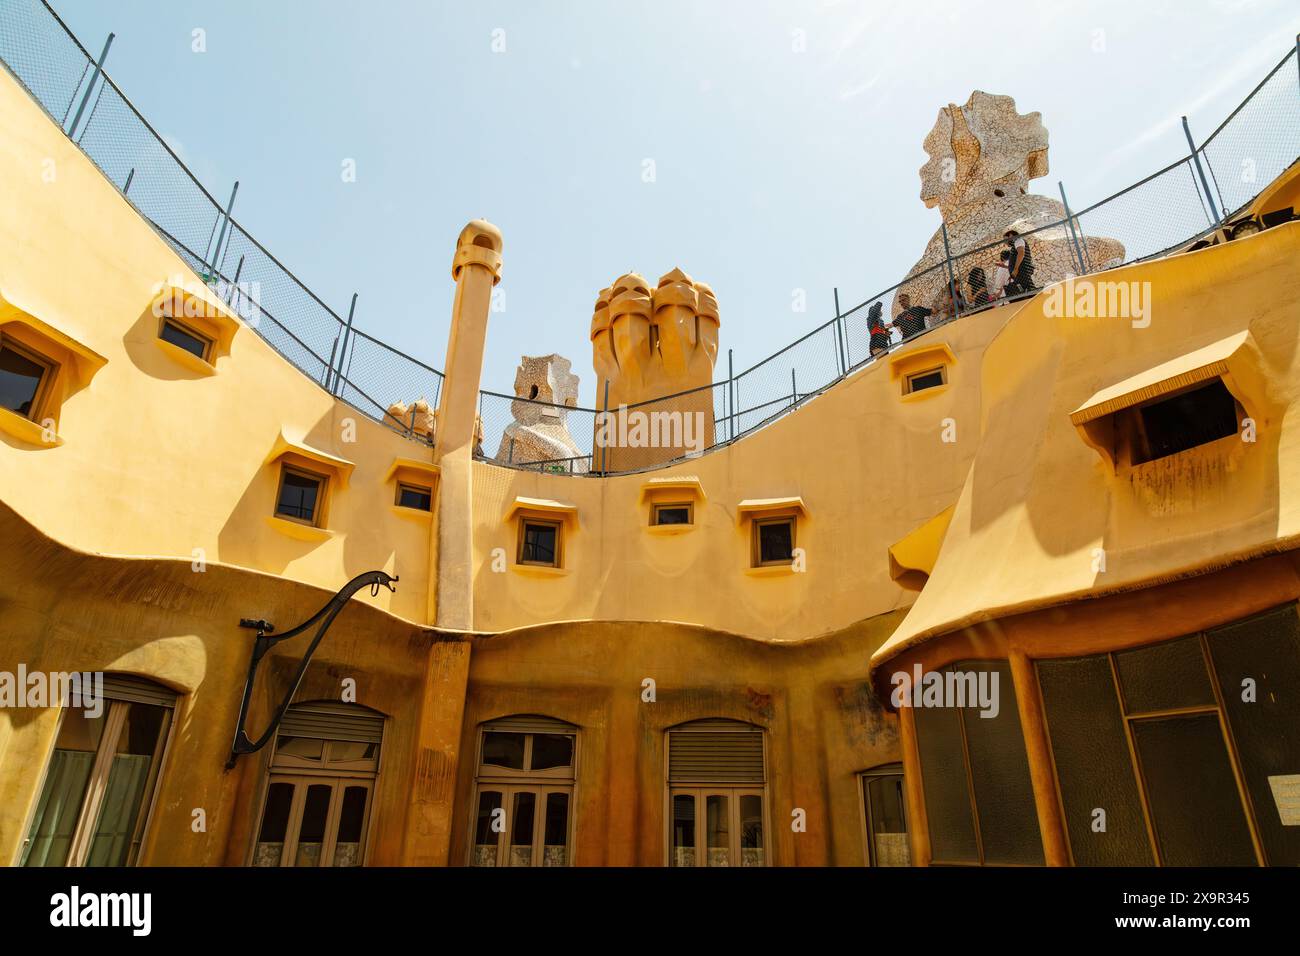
[431,220,502,629]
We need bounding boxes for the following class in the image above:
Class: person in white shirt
[988,249,1012,300]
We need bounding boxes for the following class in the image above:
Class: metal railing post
[204,181,239,280]
[940,221,959,319]
[1182,116,1221,225]
[791,369,798,408]
[226,254,245,307]
[833,287,847,375]
[601,381,610,475]
[66,32,114,139]
[1058,181,1087,275]
[727,349,736,442]
[123,167,134,196]
[331,293,358,396]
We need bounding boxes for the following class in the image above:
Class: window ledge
[900,382,950,403]
[390,503,432,522]
[153,336,217,375]
[646,523,695,536]
[511,563,570,578]
[0,406,61,447]
[736,496,808,524]
[744,564,798,577]
[264,514,334,543]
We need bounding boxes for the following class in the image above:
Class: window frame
[394,480,433,512]
[751,514,797,568]
[516,516,564,569]
[668,786,768,868]
[468,719,578,867]
[0,332,59,423]
[19,680,177,868]
[275,463,329,528]
[651,501,694,527]
[904,365,947,395]
[858,762,911,867]
[157,314,215,364]
[1114,379,1243,467]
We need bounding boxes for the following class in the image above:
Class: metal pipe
[940,221,959,319]
[123,167,134,196]
[331,293,358,396]
[1182,116,1221,225]
[206,181,240,279]
[67,32,114,139]
[1058,181,1087,275]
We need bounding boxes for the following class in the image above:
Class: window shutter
[669,720,765,784]
[280,702,384,743]
[483,714,577,734]
[101,674,177,708]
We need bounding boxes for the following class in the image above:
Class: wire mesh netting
[2,0,1297,477]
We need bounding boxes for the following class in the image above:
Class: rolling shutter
[483,714,577,734]
[101,674,177,708]
[279,701,384,743]
[669,720,765,785]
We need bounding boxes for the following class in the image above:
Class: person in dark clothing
[892,293,932,339]
[1004,229,1036,293]
[867,301,890,355]
[967,267,991,307]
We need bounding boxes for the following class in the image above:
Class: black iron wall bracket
[226,570,398,769]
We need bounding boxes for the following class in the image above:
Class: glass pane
[960,661,1044,865]
[508,791,536,867]
[331,786,369,867]
[326,740,377,766]
[1207,606,1300,865]
[1115,635,1215,715]
[912,699,979,863]
[865,774,911,866]
[472,790,503,866]
[671,794,696,867]
[705,794,730,867]
[481,732,525,770]
[530,734,573,771]
[739,794,764,867]
[522,523,557,564]
[21,708,107,866]
[253,782,294,867]
[1037,656,1154,865]
[160,320,207,358]
[758,521,793,563]
[294,784,332,867]
[86,703,168,866]
[397,485,431,510]
[276,471,321,522]
[655,506,690,525]
[542,792,569,867]
[1132,715,1256,865]
[0,344,46,418]
[275,736,324,761]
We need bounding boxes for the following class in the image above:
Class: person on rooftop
[867,301,891,356]
[1004,228,1037,294]
[967,267,991,307]
[989,250,1012,301]
[892,293,932,339]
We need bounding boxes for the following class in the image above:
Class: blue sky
[54,0,1300,407]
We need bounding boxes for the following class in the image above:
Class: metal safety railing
[2,2,1297,472]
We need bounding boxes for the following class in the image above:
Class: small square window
[652,502,693,526]
[753,516,795,567]
[905,367,945,394]
[276,465,327,526]
[0,339,55,421]
[517,518,562,568]
[159,316,213,362]
[396,482,432,511]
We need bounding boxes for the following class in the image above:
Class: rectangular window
[1119,379,1240,465]
[21,679,175,867]
[471,720,576,866]
[905,367,945,394]
[669,789,766,867]
[753,516,795,566]
[0,338,55,421]
[861,764,911,866]
[158,317,213,361]
[517,518,562,567]
[276,465,327,526]
[652,502,693,526]
[395,482,432,511]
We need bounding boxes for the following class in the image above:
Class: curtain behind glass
[84,754,152,867]
[20,750,94,866]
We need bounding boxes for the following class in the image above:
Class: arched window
[470,715,577,867]
[251,701,384,868]
[667,719,767,867]
[860,763,910,866]
[22,674,177,867]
